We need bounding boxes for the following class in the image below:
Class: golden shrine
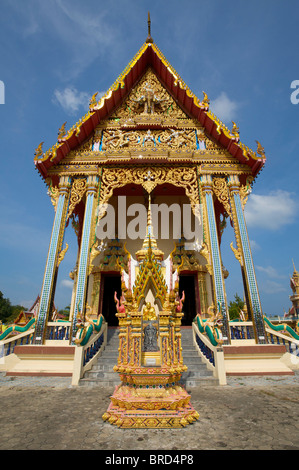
[5,13,288,426]
[102,197,199,428]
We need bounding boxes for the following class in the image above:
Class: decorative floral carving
[98,166,200,218]
[67,178,87,219]
[212,178,232,218]
[111,68,186,119]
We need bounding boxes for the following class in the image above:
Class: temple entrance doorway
[99,273,122,326]
[179,274,198,326]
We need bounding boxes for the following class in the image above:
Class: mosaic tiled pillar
[34,176,71,344]
[200,175,230,344]
[227,175,267,344]
[70,175,99,344]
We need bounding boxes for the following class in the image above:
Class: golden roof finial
[146,11,154,43]
[255,140,265,158]
[292,259,298,274]
[143,194,157,249]
[135,194,163,262]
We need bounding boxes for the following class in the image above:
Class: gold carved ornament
[67,178,87,220]
[57,243,69,267]
[110,68,186,120]
[227,181,244,267]
[97,166,200,217]
[34,142,44,158]
[212,178,232,219]
[100,128,198,152]
[58,122,67,141]
[239,176,253,209]
[46,179,59,211]
[230,242,243,266]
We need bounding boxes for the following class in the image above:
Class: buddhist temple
[32,15,267,347]
[2,14,298,425]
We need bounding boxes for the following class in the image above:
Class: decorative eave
[34,41,266,180]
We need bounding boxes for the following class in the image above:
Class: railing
[192,322,227,385]
[265,327,299,354]
[45,322,71,341]
[263,315,299,360]
[229,321,255,341]
[72,321,108,386]
[0,327,35,369]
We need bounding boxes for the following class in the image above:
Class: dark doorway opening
[179,274,198,326]
[99,273,122,326]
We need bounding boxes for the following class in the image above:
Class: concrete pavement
[0,372,298,451]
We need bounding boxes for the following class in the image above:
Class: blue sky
[0,0,298,316]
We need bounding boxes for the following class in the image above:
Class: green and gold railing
[0,319,72,365]
[72,314,107,385]
[192,314,227,385]
[0,318,36,359]
[264,316,299,356]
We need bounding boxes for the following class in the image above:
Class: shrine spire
[146,11,154,43]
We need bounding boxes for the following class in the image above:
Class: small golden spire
[135,194,163,262]
[292,259,296,271]
[143,194,158,249]
[146,11,154,43]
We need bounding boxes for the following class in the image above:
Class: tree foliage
[58,305,70,320]
[228,293,244,320]
[0,291,25,324]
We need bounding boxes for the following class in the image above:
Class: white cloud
[245,190,297,230]
[259,280,287,295]
[210,92,239,123]
[249,239,260,252]
[60,279,74,289]
[52,87,90,114]
[256,264,287,296]
[256,265,286,279]
[9,1,124,79]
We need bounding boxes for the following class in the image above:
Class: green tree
[58,305,70,320]
[228,293,244,320]
[0,291,12,323]
[5,305,26,324]
[0,291,26,324]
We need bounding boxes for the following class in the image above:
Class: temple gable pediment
[36,41,264,181]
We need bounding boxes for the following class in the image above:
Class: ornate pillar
[70,175,99,344]
[197,267,208,315]
[227,175,267,344]
[199,175,230,344]
[34,176,71,344]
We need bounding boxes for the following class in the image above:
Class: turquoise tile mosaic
[205,192,230,342]
[233,193,266,342]
[34,192,68,344]
[71,190,96,344]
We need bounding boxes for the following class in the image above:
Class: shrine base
[102,383,199,428]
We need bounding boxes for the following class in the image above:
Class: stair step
[79,378,120,387]
[79,328,216,387]
[85,371,119,379]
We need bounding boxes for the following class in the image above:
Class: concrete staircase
[79,327,217,387]
[79,328,120,387]
[180,327,218,387]
[5,344,75,377]
[223,344,294,376]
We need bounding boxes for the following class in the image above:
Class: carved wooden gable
[61,68,230,161]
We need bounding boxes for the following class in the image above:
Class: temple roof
[34,37,266,180]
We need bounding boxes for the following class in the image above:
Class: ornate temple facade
[33,27,267,349]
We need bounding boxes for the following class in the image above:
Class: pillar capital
[200,174,213,193]
[227,175,240,193]
[86,175,99,195]
[58,175,71,195]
